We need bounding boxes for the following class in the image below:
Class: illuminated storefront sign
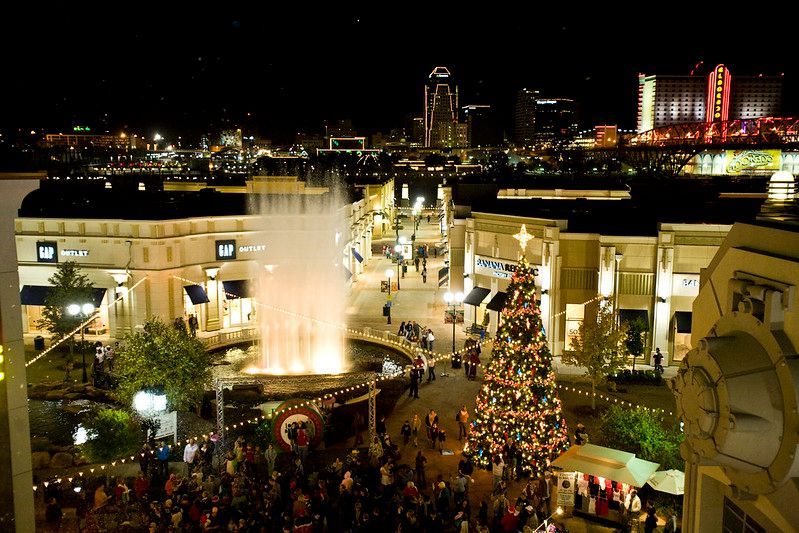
[61,249,89,257]
[725,150,781,175]
[672,274,700,296]
[474,255,539,279]
[36,241,58,263]
[238,245,266,253]
[215,239,236,260]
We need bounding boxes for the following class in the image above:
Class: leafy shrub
[81,408,142,463]
[607,369,662,386]
[598,405,683,470]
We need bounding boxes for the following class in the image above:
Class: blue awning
[463,287,491,306]
[20,286,106,308]
[184,285,210,305]
[91,288,107,308]
[20,285,50,306]
[486,291,508,312]
[222,280,253,299]
[352,248,364,263]
[619,309,649,330]
[674,311,692,333]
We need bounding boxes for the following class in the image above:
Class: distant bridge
[630,117,799,149]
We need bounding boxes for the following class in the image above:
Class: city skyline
[2,6,797,142]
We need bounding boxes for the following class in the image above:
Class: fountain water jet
[245,192,348,375]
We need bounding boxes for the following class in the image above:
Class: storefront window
[223,297,254,328]
[25,303,110,335]
[673,332,691,361]
[565,304,585,351]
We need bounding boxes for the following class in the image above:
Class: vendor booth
[552,444,659,525]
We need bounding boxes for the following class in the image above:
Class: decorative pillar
[0,178,37,532]
[540,237,555,342]
[651,239,674,363]
[205,267,221,332]
[108,270,132,337]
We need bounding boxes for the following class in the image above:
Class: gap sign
[36,241,58,263]
[215,239,237,260]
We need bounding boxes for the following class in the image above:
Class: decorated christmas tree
[466,224,570,475]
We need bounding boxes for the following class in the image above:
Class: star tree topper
[513,224,533,252]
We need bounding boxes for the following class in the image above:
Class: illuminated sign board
[61,249,89,257]
[36,241,58,263]
[238,245,266,253]
[474,255,540,279]
[725,149,781,175]
[706,64,731,123]
[215,240,236,260]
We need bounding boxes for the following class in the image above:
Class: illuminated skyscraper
[514,88,538,146]
[637,65,783,133]
[424,67,459,148]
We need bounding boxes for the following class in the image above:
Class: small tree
[624,318,647,370]
[562,305,628,409]
[37,261,95,340]
[37,262,94,376]
[115,317,213,412]
[81,408,142,463]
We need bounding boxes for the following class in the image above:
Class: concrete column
[598,245,617,300]
[651,245,674,363]
[540,238,556,344]
[0,177,38,532]
[204,268,221,332]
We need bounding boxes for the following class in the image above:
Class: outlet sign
[36,241,58,263]
[215,239,237,260]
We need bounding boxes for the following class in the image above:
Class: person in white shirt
[624,489,642,525]
[183,438,199,466]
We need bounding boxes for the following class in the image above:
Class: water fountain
[245,192,348,375]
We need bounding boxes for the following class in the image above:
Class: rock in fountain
[247,192,348,375]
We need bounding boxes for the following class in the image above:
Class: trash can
[34,335,45,350]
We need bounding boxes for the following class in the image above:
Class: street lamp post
[67,302,96,383]
[385,269,394,325]
[444,291,464,367]
[394,242,403,290]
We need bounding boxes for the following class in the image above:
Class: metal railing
[201,327,259,351]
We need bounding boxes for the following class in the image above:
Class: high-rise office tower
[637,65,783,133]
[463,104,501,147]
[534,98,578,142]
[424,67,459,148]
[514,88,538,146]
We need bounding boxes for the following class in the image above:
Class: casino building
[444,178,765,366]
[15,176,394,339]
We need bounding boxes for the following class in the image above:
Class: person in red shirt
[501,505,520,532]
[403,481,420,501]
[134,472,149,500]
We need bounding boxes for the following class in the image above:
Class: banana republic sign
[474,255,539,279]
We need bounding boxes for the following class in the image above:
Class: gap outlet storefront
[16,206,382,340]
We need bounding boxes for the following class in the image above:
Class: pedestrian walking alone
[457,406,469,440]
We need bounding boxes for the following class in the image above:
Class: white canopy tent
[551,444,660,487]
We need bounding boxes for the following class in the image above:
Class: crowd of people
[39,418,574,533]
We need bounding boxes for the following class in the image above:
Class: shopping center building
[14,176,394,339]
[444,178,765,366]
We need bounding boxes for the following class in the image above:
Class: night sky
[3,4,796,143]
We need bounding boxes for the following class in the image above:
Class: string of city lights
[25,277,148,368]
